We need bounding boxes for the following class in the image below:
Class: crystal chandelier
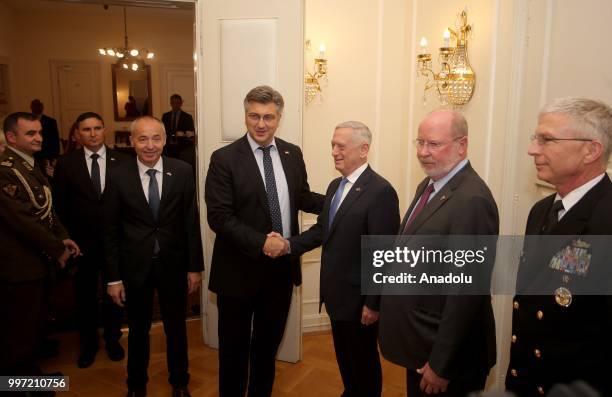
[416,10,475,106]
[304,40,328,105]
[97,6,154,71]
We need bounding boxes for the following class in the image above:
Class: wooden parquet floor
[42,318,407,397]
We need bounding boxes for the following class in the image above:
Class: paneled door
[50,60,102,142]
[195,0,304,362]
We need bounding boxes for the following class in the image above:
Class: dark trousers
[75,254,123,351]
[0,280,44,375]
[217,275,294,397]
[124,262,189,390]
[330,320,382,397]
[407,368,487,397]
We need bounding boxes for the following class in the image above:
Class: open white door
[195,0,304,362]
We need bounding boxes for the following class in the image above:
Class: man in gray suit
[379,110,498,396]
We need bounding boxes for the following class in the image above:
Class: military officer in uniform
[0,112,80,381]
[506,98,612,396]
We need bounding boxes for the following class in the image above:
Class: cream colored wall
[301,0,522,389]
[302,0,412,332]
[0,2,16,114]
[2,3,192,139]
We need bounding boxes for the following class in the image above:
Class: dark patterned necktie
[90,153,101,197]
[328,177,348,228]
[544,200,564,233]
[402,183,435,233]
[259,146,283,235]
[146,169,160,255]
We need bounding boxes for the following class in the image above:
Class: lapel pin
[110,157,116,161]
[440,195,446,201]
[284,150,290,154]
[355,187,362,192]
[166,171,172,176]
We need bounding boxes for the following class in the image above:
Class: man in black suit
[53,112,127,368]
[105,116,204,397]
[162,94,195,138]
[0,112,80,385]
[204,85,324,397]
[506,98,612,396]
[282,121,399,397]
[379,110,499,397]
[30,99,60,162]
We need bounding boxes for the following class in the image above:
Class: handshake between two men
[263,232,289,258]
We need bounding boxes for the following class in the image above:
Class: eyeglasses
[247,113,278,124]
[530,134,593,145]
[413,136,464,151]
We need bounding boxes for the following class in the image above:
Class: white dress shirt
[247,133,291,238]
[554,173,606,220]
[84,145,107,192]
[333,162,369,207]
[136,157,163,201]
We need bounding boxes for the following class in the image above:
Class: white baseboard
[302,313,331,333]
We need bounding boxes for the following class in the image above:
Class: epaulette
[1,156,14,167]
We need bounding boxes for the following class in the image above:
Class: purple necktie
[402,184,435,233]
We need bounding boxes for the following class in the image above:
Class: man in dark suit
[162,94,195,137]
[30,99,60,162]
[204,85,324,397]
[0,112,79,384]
[379,110,499,397]
[105,116,204,397]
[53,112,127,368]
[282,121,399,397]
[506,98,612,396]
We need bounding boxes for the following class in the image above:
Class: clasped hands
[263,232,289,258]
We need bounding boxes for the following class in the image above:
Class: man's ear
[583,140,603,165]
[4,131,17,145]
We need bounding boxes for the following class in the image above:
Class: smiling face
[5,118,43,156]
[77,117,105,152]
[331,127,369,176]
[130,118,166,167]
[416,111,467,181]
[245,101,281,147]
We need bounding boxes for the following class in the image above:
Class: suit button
[536,310,544,320]
[537,386,545,394]
[510,369,518,377]
[513,301,519,309]
[511,335,517,343]
[534,348,541,358]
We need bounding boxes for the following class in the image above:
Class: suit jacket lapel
[327,166,371,238]
[160,156,175,213]
[128,160,152,220]
[549,174,611,235]
[403,162,473,234]
[75,148,97,199]
[238,135,269,214]
[276,139,297,217]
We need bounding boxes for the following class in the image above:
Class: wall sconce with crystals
[97,6,154,72]
[417,10,475,106]
[304,40,328,105]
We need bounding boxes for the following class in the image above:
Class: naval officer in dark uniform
[0,112,80,379]
[507,98,612,396]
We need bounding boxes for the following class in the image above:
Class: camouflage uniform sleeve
[0,166,65,261]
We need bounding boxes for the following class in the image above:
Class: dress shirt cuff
[107,280,123,286]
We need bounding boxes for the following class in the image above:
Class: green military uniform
[0,146,68,375]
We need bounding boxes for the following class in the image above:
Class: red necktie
[402,184,435,233]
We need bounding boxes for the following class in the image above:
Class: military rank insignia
[549,239,591,276]
[549,239,592,307]
[2,183,18,198]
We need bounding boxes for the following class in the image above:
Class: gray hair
[541,97,612,163]
[335,120,372,145]
[130,115,166,135]
[243,85,285,114]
